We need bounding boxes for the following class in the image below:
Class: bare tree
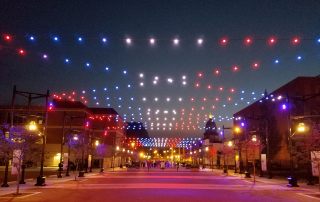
[0,125,41,195]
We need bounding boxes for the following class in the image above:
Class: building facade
[0,99,126,170]
[233,76,320,176]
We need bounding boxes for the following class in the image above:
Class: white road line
[296,193,320,201]
[41,183,290,191]
[0,192,41,199]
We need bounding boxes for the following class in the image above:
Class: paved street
[0,168,319,202]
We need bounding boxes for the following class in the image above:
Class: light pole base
[245,171,251,178]
[287,176,299,187]
[78,171,85,177]
[35,176,46,186]
[1,183,9,187]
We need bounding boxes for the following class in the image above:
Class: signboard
[11,150,22,175]
[261,154,267,171]
[63,153,69,170]
[311,151,320,176]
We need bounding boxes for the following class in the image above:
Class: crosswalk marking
[41,182,290,191]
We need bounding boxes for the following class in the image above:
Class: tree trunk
[16,158,22,195]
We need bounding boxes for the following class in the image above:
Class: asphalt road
[0,169,319,202]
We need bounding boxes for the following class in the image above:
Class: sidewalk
[221,168,320,193]
[0,169,100,196]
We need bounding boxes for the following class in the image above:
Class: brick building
[233,76,320,176]
[0,99,126,169]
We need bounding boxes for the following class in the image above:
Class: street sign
[311,151,320,176]
[261,154,267,171]
[11,149,22,175]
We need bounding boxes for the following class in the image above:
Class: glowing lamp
[197,38,203,45]
[18,49,26,56]
[244,37,253,46]
[292,37,300,45]
[95,140,100,146]
[125,38,132,44]
[317,38,320,43]
[149,38,155,45]
[227,141,233,147]
[4,34,12,41]
[53,36,59,42]
[27,121,38,131]
[252,62,260,69]
[173,38,179,45]
[296,123,306,133]
[234,127,241,134]
[220,37,228,46]
[274,59,279,64]
[29,36,35,41]
[214,68,220,75]
[297,56,302,60]
[232,65,239,72]
[102,37,107,43]
[268,37,277,46]
[281,104,287,110]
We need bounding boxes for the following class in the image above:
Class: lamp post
[250,134,261,183]
[288,122,307,187]
[233,126,242,173]
[7,86,49,186]
[19,120,39,184]
[222,125,230,173]
[225,140,234,175]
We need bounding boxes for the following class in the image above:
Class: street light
[233,126,242,173]
[95,140,100,147]
[223,140,234,175]
[27,121,37,131]
[234,126,241,134]
[20,120,40,184]
[288,122,308,187]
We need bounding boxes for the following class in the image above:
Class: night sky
[0,0,319,137]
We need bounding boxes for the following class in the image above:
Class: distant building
[233,76,320,176]
[203,118,221,143]
[202,117,223,168]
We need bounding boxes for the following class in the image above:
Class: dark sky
[0,0,319,137]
